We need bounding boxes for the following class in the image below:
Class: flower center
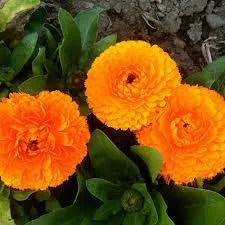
[27,140,39,152]
[121,189,144,213]
[126,73,137,84]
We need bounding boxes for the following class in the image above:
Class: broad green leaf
[74,7,104,50]
[166,186,225,225]
[10,32,38,76]
[89,129,142,184]
[0,88,9,101]
[132,183,158,224]
[45,24,62,42]
[18,75,47,95]
[32,47,45,75]
[11,200,29,225]
[0,194,15,225]
[92,33,117,57]
[206,176,225,192]
[76,92,92,116]
[24,7,47,34]
[0,0,40,32]
[131,146,162,183]
[0,42,11,66]
[94,199,122,220]
[44,59,60,75]
[86,178,124,202]
[184,56,225,90]
[45,197,62,213]
[44,27,58,57]
[0,67,15,82]
[0,181,5,193]
[151,191,174,225]
[35,189,51,202]
[79,33,117,71]
[12,189,35,201]
[58,8,81,75]
[123,212,145,225]
[81,217,105,225]
[26,204,89,225]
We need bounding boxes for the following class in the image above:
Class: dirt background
[43,0,225,77]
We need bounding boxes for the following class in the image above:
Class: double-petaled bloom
[136,85,225,184]
[0,91,90,190]
[85,41,181,130]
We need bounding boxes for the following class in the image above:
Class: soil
[65,0,225,77]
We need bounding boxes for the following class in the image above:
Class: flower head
[0,91,90,190]
[85,41,181,130]
[136,85,225,184]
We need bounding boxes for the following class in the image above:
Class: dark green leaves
[151,191,175,225]
[32,47,46,76]
[18,75,47,94]
[0,194,15,225]
[184,56,225,94]
[12,190,35,201]
[94,199,121,220]
[59,8,81,75]
[24,7,47,34]
[166,186,225,225]
[123,212,145,225]
[89,129,142,184]
[0,43,11,66]
[74,7,104,50]
[10,32,38,76]
[131,146,162,183]
[86,178,124,202]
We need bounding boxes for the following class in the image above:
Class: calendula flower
[0,91,90,190]
[85,41,181,130]
[136,85,225,184]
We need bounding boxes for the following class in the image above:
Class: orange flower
[85,41,181,130]
[136,85,225,184]
[0,91,90,190]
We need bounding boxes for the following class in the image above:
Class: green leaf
[92,34,117,57]
[123,212,145,225]
[0,181,5,193]
[11,189,35,201]
[166,186,225,225]
[86,178,124,202]
[45,197,62,213]
[79,33,117,71]
[18,75,47,95]
[74,7,104,50]
[26,205,88,225]
[0,88,9,101]
[24,7,47,34]
[151,191,174,225]
[35,189,51,202]
[184,56,225,90]
[206,176,225,192]
[45,24,62,42]
[94,199,122,221]
[0,0,40,32]
[132,183,158,224]
[89,129,142,184]
[76,92,92,116]
[58,8,81,75]
[32,47,45,75]
[0,67,15,82]
[0,42,11,66]
[44,27,58,57]
[10,32,38,76]
[131,146,162,183]
[44,59,60,75]
[0,194,15,225]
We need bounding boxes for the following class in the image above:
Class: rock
[206,1,215,14]
[180,0,208,16]
[206,14,225,29]
[138,0,152,11]
[162,11,181,34]
[187,22,202,43]
[173,38,186,49]
[114,3,123,14]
